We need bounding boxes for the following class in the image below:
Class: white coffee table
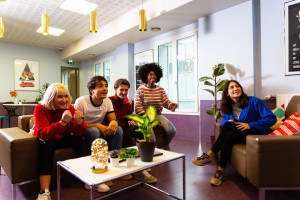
[57,147,185,200]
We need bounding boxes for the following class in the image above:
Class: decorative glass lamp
[91,138,108,173]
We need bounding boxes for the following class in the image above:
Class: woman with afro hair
[134,63,178,149]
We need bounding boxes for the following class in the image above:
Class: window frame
[94,57,112,96]
[154,30,199,114]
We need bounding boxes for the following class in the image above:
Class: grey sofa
[216,96,300,200]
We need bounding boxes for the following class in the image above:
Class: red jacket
[33,104,87,141]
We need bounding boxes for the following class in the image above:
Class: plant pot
[110,158,119,167]
[126,158,134,167]
[136,140,156,162]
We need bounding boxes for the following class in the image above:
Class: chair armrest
[0,127,38,184]
[18,115,34,132]
[246,135,300,187]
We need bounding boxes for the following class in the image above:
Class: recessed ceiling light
[151,27,161,32]
[60,0,98,15]
[88,53,96,56]
[36,27,65,36]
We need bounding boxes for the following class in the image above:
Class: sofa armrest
[246,135,300,187]
[0,127,38,184]
[18,115,34,132]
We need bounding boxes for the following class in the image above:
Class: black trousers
[211,122,259,169]
[38,135,88,175]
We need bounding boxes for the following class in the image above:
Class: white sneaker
[36,191,51,200]
[84,183,110,193]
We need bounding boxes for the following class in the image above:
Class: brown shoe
[120,175,132,181]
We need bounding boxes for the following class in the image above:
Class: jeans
[86,126,123,151]
[150,115,176,145]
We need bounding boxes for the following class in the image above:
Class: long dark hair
[221,80,249,114]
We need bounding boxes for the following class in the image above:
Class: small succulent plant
[110,150,119,158]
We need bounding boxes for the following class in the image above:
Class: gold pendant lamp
[41,13,49,35]
[139,9,147,31]
[0,17,4,38]
[139,0,147,31]
[89,11,97,33]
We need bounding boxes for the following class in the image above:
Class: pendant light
[0,17,4,38]
[139,0,147,31]
[89,11,97,33]
[41,13,49,35]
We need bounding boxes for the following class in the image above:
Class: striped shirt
[134,85,172,115]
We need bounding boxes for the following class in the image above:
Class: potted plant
[110,150,119,167]
[120,148,139,167]
[199,63,228,145]
[125,106,160,162]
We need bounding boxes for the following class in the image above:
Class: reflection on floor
[1,138,300,200]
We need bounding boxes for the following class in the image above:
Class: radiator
[276,94,300,108]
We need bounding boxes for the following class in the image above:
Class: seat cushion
[230,144,246,178]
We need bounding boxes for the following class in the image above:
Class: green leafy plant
[35,83,50,103]
[22,99,26,103]
[119,148,138,159]
[110,150,119,158]
[199,63,228,123]
[125,106,160,142]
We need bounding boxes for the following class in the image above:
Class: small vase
[110,158,119,167]
[126,158,134,167]
[13,97,19,104]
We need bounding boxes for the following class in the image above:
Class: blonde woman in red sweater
[34,83,87,200]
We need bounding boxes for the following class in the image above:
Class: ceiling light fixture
[151,27,161,32]
[139,0,147,31]
[41,13,49,35]
[89,11,97,33]
[36,27,65,36]
[60,0,98,15]
[0,17,4,38]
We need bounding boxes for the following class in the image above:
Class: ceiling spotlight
[89,11,97,33]
[0,17,4,38]
[41,13,49,35]
[151,27,161,32]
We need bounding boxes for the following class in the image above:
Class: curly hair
[221,80,249,114]
[138,63,163,84]
[87,76,108,95]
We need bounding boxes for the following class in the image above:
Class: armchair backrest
[285,96,300,118]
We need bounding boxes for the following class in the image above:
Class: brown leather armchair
[215,96,300,200]
[0,115,78,200]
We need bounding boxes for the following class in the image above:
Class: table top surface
[57,147,185,185]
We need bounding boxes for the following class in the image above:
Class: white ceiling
[0,0,249,61]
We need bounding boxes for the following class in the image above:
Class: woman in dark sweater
[192,80,276,186]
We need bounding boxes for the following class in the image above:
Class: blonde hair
[41,83,72,110]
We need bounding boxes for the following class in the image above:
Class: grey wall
[0,42,73,102]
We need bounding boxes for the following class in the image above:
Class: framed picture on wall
[134,50,153,91]
[285,0,300,75]
[14,59,39,91]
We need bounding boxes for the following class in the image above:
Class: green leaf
[144,116,150,127]
[199,76,213,82]
[125,114,144,124]
[203,89,214,96]
[150,119,160,128]
[206,110,214,115]
[204,81,214,86]
[145,105,157,122]
[215,110,221,120]
[213,64,225,77]
[216,79,228,92]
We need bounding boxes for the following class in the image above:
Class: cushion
[270,112,300,136]
[270,104,285,130]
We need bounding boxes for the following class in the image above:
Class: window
[155,30,198,113]
[94,57,112,96]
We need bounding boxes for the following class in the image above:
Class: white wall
[198,1,254,100]
[260,0,300,97]
[0,42,72,102]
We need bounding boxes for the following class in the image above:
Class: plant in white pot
[125,106,160,162]
[199,63,228,145]
[120,148,138,167]
[110,150,119,167]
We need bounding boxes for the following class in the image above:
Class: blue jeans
[86,126,123,151]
